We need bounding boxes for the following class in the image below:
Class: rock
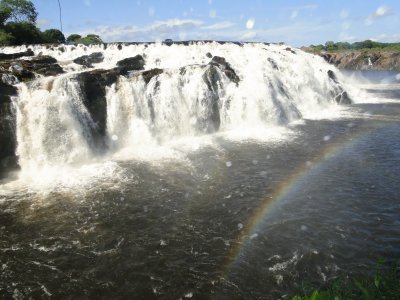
[327,70,352,104]
[0,49,34,60]
[1,73,19,85]
[335,91,352,105]
[206,52,212,58]
[1,55,64,81]
[209,56,240,85]
[75,69,119,149]
[73,52,104,67]
[141,68,163,84]
[267,57,279,70]
[311,50,400,71]
[116,55,145,75]
[0,82,18,178]
[285,47,296,54]
[327,70,338,83]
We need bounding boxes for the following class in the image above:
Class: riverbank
[304,49,400,71]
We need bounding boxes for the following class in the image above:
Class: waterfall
[14,76,96,171]
[3,42,352,172]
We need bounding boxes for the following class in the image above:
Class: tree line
[307,40,400,52]
[0,0,103,46]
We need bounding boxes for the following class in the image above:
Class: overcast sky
[32,0,400,46]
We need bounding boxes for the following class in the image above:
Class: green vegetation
[292,261,400,300]
[306,40,400,53]
[0,0,102,46]
[66,33,102,44]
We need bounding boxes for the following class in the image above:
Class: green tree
[5,21,42,44]
[42,28,65,43]
[76,34,103,44]
[0,0,37,24]
[0,5,12,26]
[66,33,81,43]
[0,28,14,44]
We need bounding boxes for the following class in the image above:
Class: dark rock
[141,68,163,84]
[117,44,123,50]
[73,52,104,67]
[75,69,119,149]
[327,70,338,83]
[267,57,279,70]
[335,91,352,105]
[0,49,34,60]
[31,56,58,65]
[206,52,212,58]
[327,70,352,104]
[0,82,18,178]
[116,55,145,75]
[209,56,240,85]
[1,73,19,85]
[285,47,296,54]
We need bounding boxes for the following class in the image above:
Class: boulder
[75,69,119,149]
[141,68,163,84]
[116,55,145,75]
[0,82,18,178]
[0,49,34,60]
[209,56,240,85]
[0,55,64,81]
[73,52,104,67]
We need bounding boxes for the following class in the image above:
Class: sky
[32,0,400,47]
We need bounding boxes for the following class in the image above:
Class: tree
[66,33,81,43]
[42,28,65,43]
[0,28,14,44]
[5,21,42,44]
[0,5,12,26]
[0,0,37,24]
[79,34,102,44]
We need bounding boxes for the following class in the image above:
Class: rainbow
[220,123,385,275]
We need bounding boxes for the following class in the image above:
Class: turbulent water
[0,43,399,299]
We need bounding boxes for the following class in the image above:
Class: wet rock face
[73,52,104,67]
[318,51,400,71]
[0,55,64,81]
[209,56,240,85]
[0,82,18,178]
[0,49,34,60]
[116,55,145,75]
[75,69,119,149]
[327,70,352,105]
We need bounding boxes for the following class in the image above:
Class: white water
[4,42,354,179]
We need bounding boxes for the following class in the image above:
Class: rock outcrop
[317,51,400,71]
[73,52,104,67]
[0,82,18,178]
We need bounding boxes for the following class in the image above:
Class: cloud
[365,6,393,25]
[87,19,204,42]
[84,0,91,7]
[240,31,257,40]
[201,21,235,30]
[290,10,299,20]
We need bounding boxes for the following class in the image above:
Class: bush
[42,28,65,43]
[0,28,14,45]
[66,33,81,43]
[76,34,103,44]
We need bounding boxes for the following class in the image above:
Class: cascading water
[14,76,96,171]
[7,42,352,173]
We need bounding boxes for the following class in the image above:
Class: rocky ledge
[314,50,400,71]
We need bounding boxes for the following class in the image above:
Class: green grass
[292,261,400,300]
